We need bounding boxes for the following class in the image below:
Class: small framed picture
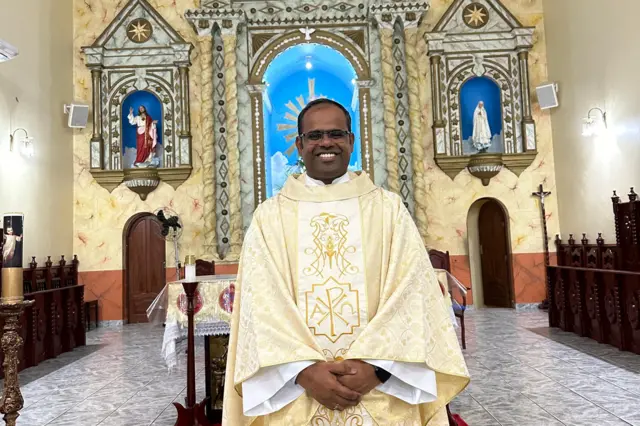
[2,214,24,268]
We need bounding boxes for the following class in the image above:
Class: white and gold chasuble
[223,173,469,426]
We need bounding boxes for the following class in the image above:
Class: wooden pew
[548,189,640,354]
[0,255,85,378]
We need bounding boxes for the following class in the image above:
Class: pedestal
[0,301,34,426]
[173,282,210,426]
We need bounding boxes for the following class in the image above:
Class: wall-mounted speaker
[536,83,559,110]
[63,104,89,128]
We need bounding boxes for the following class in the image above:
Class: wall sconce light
[582,107,608,137]
[9,128,34,157]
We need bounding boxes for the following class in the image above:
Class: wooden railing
[555,234,621,270]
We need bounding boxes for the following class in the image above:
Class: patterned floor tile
[4,309,639,425]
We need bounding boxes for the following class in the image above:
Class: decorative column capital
[173,44,193,67]
[424,33,445,54]
[370,2,429,30]
[185,8,245,37]
[356,79,375,89]
[246,83,266,95]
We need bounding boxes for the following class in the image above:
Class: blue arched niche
[263,43,361,197]
[121,90,164,168]
[460,76,503,155]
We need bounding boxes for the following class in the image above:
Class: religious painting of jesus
[121,91,164,169]
[2,214,24,268]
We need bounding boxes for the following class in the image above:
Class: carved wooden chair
[195,259,215,277]
[428,249,469,426]
[428,249,468,350]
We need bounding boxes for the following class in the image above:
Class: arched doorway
[122,213,166,323]
[467,198,514,308]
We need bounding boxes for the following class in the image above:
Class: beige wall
[0,0,74,266]
[544,0,640,242]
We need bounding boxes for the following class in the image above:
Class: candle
[184,255,196,282]
[2,213,25,303]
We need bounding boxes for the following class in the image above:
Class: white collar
[305,172,350,187]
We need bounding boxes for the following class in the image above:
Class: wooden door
[125,215,166,323]
[479,200,513,308]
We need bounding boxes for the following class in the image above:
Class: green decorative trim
[435,151,538,184]
[90,169,124,192]
[434,156,468,180]
[90,166,192,196]
[158,167,193,190]
[502,152,537,176]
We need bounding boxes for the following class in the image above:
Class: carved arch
[247,29,375,205]
[248,29,371,84]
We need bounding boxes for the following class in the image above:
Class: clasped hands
[296,360,380,412]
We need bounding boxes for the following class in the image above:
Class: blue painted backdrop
[121,90,163,168]
[460,77,503,154]
[263,44,360,197]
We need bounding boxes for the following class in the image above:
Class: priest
[222,99,469,425]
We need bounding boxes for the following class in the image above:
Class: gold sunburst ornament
[276,77,327,156]
[463,3,489,29]
[127,18,153,43]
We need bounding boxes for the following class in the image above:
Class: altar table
[147,275,235,422]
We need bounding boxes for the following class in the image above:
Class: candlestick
[0,300,33,426]
[185,255,196,282]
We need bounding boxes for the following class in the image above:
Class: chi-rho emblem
[305,277,360,343]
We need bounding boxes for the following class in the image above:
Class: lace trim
[162,320,230,370]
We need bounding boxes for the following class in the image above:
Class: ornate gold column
[0,301,33,426]
[199,36,218,260]
[90,68,103,169]
[221,31,243,260]
[405,26,429,242]
[378,25,400,195]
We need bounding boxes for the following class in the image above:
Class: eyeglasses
[300,129,351,143]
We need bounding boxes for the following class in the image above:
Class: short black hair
[297,98,352,135]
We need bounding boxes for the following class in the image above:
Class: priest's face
[296,103,354,184]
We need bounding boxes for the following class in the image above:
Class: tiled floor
[6,309,640,425]
[450,310,640,426]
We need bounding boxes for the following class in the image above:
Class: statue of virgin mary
[472,101,492,152]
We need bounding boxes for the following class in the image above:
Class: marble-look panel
[368,25,388,189]
[235,25,256,232]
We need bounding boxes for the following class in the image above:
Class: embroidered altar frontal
[166,278,235,327]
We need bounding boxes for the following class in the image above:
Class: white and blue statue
[472,101,492,152]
